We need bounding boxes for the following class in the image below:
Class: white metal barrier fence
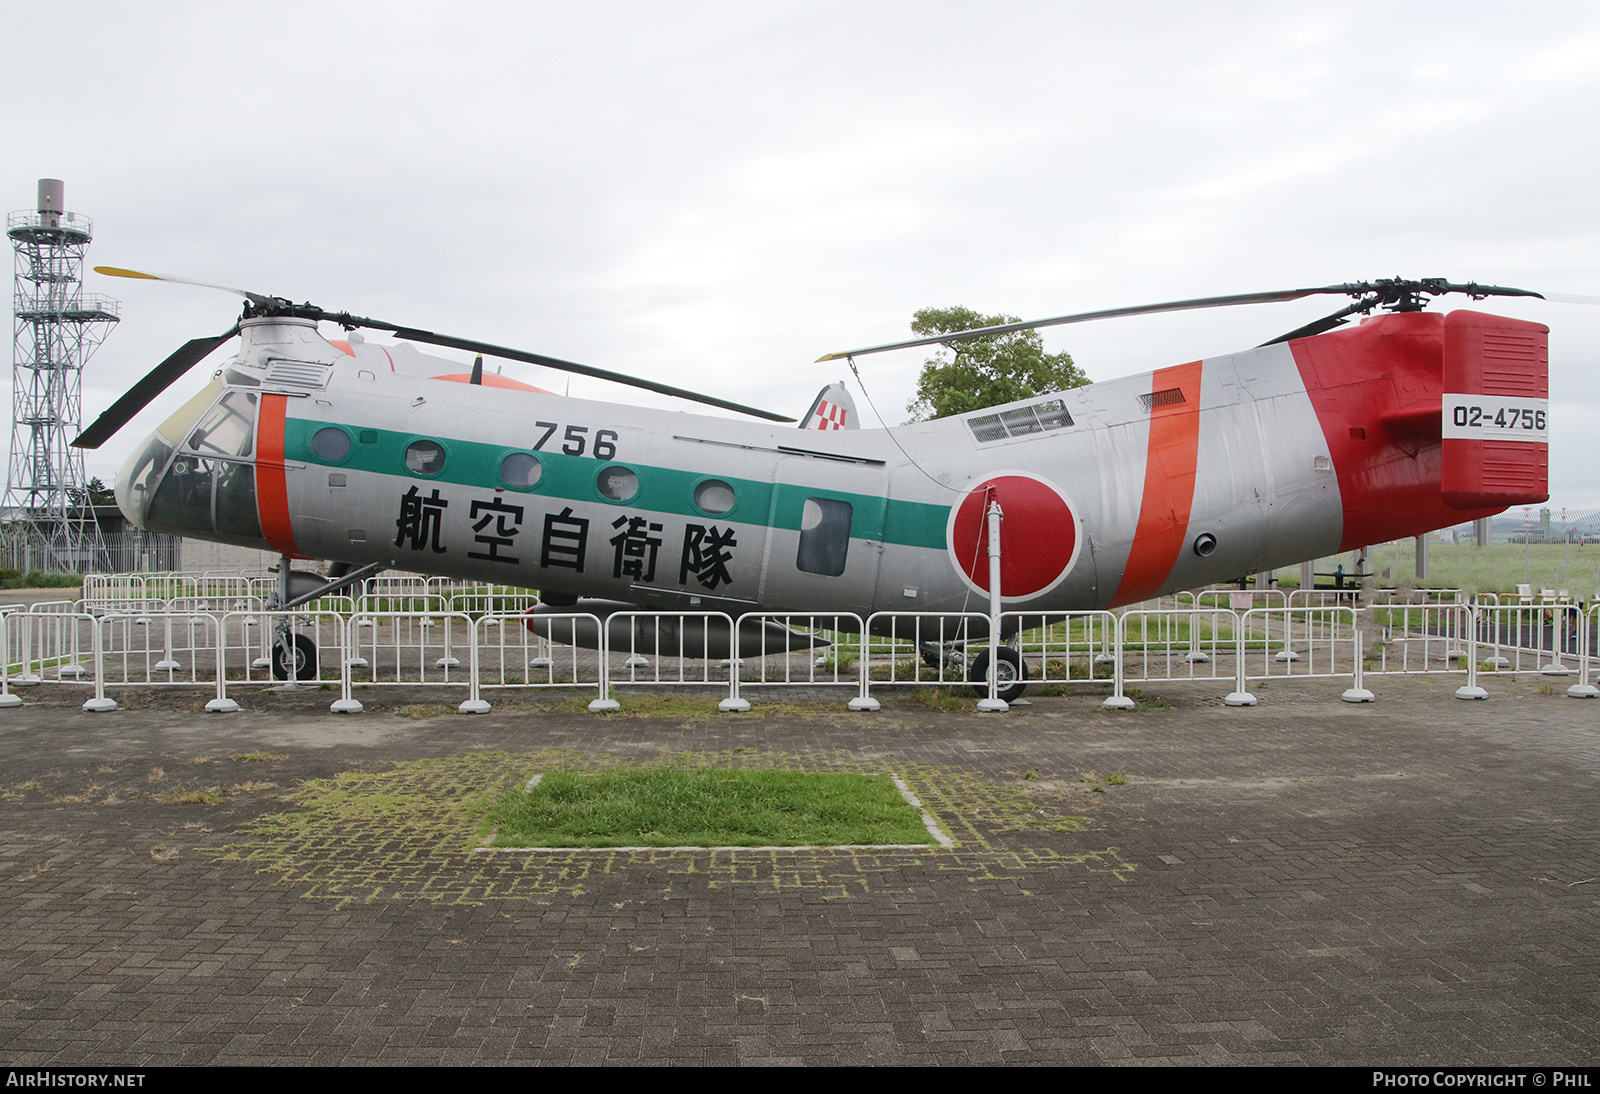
[728,613,871,711]
[12,591,1600,713]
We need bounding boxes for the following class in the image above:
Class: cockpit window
[188,390,258,459]
[124,434,175,519]
[150,455,216,531]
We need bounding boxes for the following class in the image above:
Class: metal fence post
[1569,605,1598,697]
[330,614,364,713]
[849,621,880,710]
[1456,605,1488,699]
[82,616,115,713]
[1341,614,1375,702]
[1224,609,1256,706]
[588,614,620,712]
[0,613,19,708]
[459,618,490,713]
[1103,611,1134,709]
[719,620,751,712]
[205,614,238,712]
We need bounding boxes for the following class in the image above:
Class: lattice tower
[5,179,119,571]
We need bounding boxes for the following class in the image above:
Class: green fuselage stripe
[284,419,951,550]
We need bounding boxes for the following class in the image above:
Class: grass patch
[898,686,973,712]
[395,703,458,720]
[482,769,936,848]
[231,751,286,763]
[578,694,725,720]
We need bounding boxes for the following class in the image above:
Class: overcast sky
[7,2,1600,507]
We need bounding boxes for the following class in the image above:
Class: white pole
[978,498,1008,712]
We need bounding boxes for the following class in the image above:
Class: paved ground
[0,673,1596,1066]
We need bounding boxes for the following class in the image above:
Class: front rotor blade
[815,287,1355,361]
[343,318,796,422]
[71,326,239,449]
[94,266,283,309]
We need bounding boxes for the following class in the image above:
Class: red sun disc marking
[950,476,1076,597]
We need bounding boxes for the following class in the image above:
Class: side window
[797,497,852,577]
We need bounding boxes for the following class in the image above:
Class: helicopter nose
[114,431,172,530]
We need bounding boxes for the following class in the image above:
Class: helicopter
[76,269,1577,698]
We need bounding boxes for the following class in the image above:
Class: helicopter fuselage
[115,308,1548,613]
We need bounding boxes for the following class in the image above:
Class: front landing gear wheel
[970,647,1027,703]
[272,633,318,681]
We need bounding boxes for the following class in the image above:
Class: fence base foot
[1447,649,1467,661]
[848,696,880,711]
[82,697,117,713]
[1566,683,1599,698]
[1184,652,1210,663]
[458,699,491,714]
[1490,656,1511,668]
[330,698,364,713]
[58,665,85,678]
[204,697,239,713]
[1224,691,1257,707]
[1540,663,1574,676]
[1102,695,1135,710]
[154,660,181,672]
[251,656,271,669]
[528,657,552,668]
[1341,687,1376,703]
[589,697,621,712]
[1093,653,1117,664]
[719,697,751,712]
[0,693,21,708]
[1273,650,1300,662]
[13,675,39,685]
[346,657,368,668]
[435,657,461,669]
[1455,685,1489,700]
[624,655,650,668]
[976,697,1009,712]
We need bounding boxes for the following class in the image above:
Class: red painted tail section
[1289,310,1546,551]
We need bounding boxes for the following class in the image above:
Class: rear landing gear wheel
[272,633,317,681]
[970,647,1027,703]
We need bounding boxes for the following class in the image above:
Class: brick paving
[0,674,1596,1065]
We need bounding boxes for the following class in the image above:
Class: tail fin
[800,381,858,430]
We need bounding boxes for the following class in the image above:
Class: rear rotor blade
[1258,300,1375,347]
[340,317,796,423]
[815,287,1353,361]
[71,326,239,449]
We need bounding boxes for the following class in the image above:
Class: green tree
[905,306,1088,421]
[67,477,116,517]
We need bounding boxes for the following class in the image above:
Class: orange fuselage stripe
[1110,361,1203,606]
[256,394,300,557]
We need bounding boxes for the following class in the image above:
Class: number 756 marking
[532,422,620,459]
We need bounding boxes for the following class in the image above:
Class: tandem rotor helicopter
[78,267,1589,699]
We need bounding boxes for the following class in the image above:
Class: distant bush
[3,570,83,590]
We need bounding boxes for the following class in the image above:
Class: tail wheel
[272,633,317,681]
[969,646,1027,702]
